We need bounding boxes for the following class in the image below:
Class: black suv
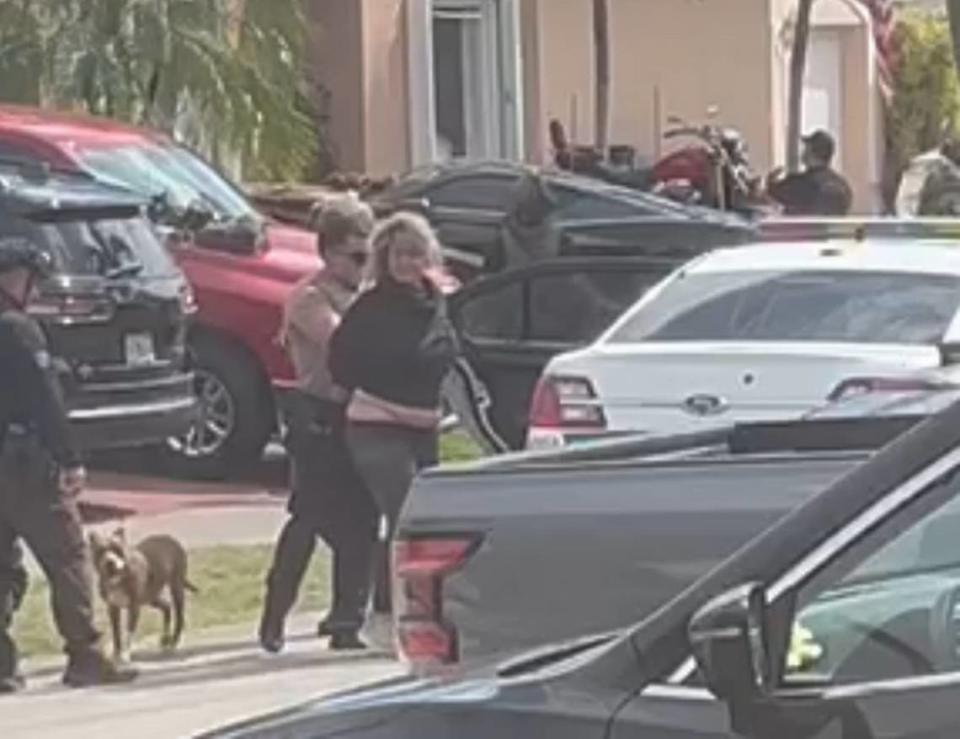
[0,165,196,450]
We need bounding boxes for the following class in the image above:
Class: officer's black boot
[62,646,138,688]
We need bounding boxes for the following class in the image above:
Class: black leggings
[346,423,437,614]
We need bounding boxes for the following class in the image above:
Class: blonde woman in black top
[330,213,458,626]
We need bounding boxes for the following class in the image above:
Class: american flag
[856,0,896,98]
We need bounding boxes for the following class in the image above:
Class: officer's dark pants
[0,440,99,661]
[263,396,378,635]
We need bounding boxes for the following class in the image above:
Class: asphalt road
[6,616,402,739]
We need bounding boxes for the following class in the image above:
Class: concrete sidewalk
[11,471,405,738]
[8,615,401,739]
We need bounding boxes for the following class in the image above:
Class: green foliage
[0,0,318,180]
[887,11,960,175]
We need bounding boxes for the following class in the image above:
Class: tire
[164,333,275,480]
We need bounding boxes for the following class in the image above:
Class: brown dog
[88,529,197,662]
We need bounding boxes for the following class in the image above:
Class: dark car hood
[201,633,623,738]
[199,675,501,738]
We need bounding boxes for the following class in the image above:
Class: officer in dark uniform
[0,237,137,690]
[768,130,853,216]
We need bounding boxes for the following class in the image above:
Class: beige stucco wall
[608,0,777,172]
[306,0,365,172]
[360,0,411,176]
[524,0,596,161]
[307,0,410,176]
[522,0,778,171]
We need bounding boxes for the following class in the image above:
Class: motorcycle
[549,111,769,217]
[649,113,764,214]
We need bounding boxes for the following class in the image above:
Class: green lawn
[439,429,484,463]
[15,430,484,658]
[13,544,330,658]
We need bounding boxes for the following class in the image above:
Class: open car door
[445,257,676,449]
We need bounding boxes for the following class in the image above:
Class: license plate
[124,333,156,366]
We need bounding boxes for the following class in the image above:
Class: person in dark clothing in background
[500,170,562,269]
[259,194,379,653]
[330,213,459,641]
[768,130,853,216]
[0,237,137,690]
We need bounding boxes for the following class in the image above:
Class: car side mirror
[689,582,771,704]
[197,218,263,255]
[181,200,216,232]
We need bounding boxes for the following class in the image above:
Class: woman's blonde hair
[368,211,443,284]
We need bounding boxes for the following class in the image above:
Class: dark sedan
[369,161,755,282]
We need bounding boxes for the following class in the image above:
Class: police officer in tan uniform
[259,196,379,652]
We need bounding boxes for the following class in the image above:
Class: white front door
[803,29,844,169]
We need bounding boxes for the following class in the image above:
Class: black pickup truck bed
[396,416,922,672]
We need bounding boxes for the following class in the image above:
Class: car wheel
[164,334,274,480]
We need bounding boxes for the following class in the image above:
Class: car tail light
[528,375,606,430]
[397,620,458,669]
[393,535,481,667]
[827,376,955,403]
[28,293,113,324]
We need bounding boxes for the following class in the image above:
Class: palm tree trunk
[949,0,960,78]
[593,0,610,155]
[786,0,814,172]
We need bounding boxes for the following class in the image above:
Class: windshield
[608,270,960,345]
[76,144,257,222]
[1,212,178,279]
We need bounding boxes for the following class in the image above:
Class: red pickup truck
[0,105,316,478]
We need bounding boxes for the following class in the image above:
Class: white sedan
[527,240,960,448]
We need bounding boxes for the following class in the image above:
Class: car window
[457,281,523,341]
[0,213,178,278]
[554,189,650,220]
[76,143,256,221]
[783,471,960,686]
[428,175,519,211]
[528,270,659,344]
[609,270,960,345]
